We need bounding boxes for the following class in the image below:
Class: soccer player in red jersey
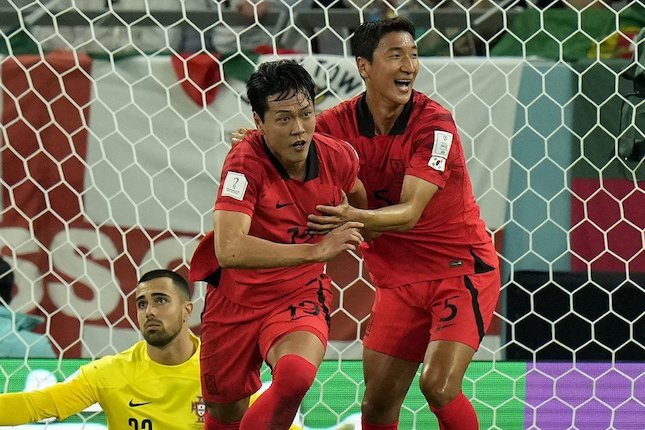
[190,60,365,430]
[306,17,501,430]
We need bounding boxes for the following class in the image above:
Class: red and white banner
[0,52,520,358]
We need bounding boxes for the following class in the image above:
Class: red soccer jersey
[316,91,497,288]
[203,130,359,308]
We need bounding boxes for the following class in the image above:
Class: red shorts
[363,270,500,363]
[200,274,333,403]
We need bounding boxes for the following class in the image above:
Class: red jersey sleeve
[188,230,218,283]
[339,139,360,193]
[316,107,359,192]
[214,143,263,217]
[407,110,464,189]
[314,132,360,193]
[315,109,333,135]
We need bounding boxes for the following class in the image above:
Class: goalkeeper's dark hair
[350,16,416,62]
[247,60,316,120]
[138,269,191,300]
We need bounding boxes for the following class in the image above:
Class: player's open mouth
[394,80,411,91]
[291,140,306,151]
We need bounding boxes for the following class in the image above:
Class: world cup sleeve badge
[428,130,453,172]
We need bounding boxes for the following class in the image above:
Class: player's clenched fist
[230,127,249,148]
[312,221,364,261]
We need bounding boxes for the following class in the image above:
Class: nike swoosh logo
[276,202,293,208]
[436,323,456,332]
[129,400,152,407]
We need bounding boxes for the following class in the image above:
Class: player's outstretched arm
[0,391,57,425]
[0,377,95,425]
[308,175,438,233]
[214,210,363,268]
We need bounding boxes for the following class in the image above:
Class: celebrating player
[0,269,204,429]
[190,60,364,430]
[231,16,500,430]
[305,17,501,430]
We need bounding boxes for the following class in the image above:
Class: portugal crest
[192,396,206,422]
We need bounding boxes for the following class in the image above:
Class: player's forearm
[217,235,320,268]
[353,204,420,232]
[0,391,59,425]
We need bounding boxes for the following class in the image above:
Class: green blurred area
[0,359,527,429]
[491,5,644,61]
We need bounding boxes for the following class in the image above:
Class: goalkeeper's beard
[143,323,181,348]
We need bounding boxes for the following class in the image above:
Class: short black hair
[246,60,316,121]
[138,269,191,300]
[350,16,416,62]
[0,257,14,305]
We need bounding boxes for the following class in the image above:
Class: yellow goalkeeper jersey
[0,333,204,429]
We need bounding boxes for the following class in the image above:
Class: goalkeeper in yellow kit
[0,269,306,430]
[0,269,205,429]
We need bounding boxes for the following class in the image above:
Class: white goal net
[0,1,643,429]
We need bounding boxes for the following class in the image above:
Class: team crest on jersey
[192,396,206,423]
